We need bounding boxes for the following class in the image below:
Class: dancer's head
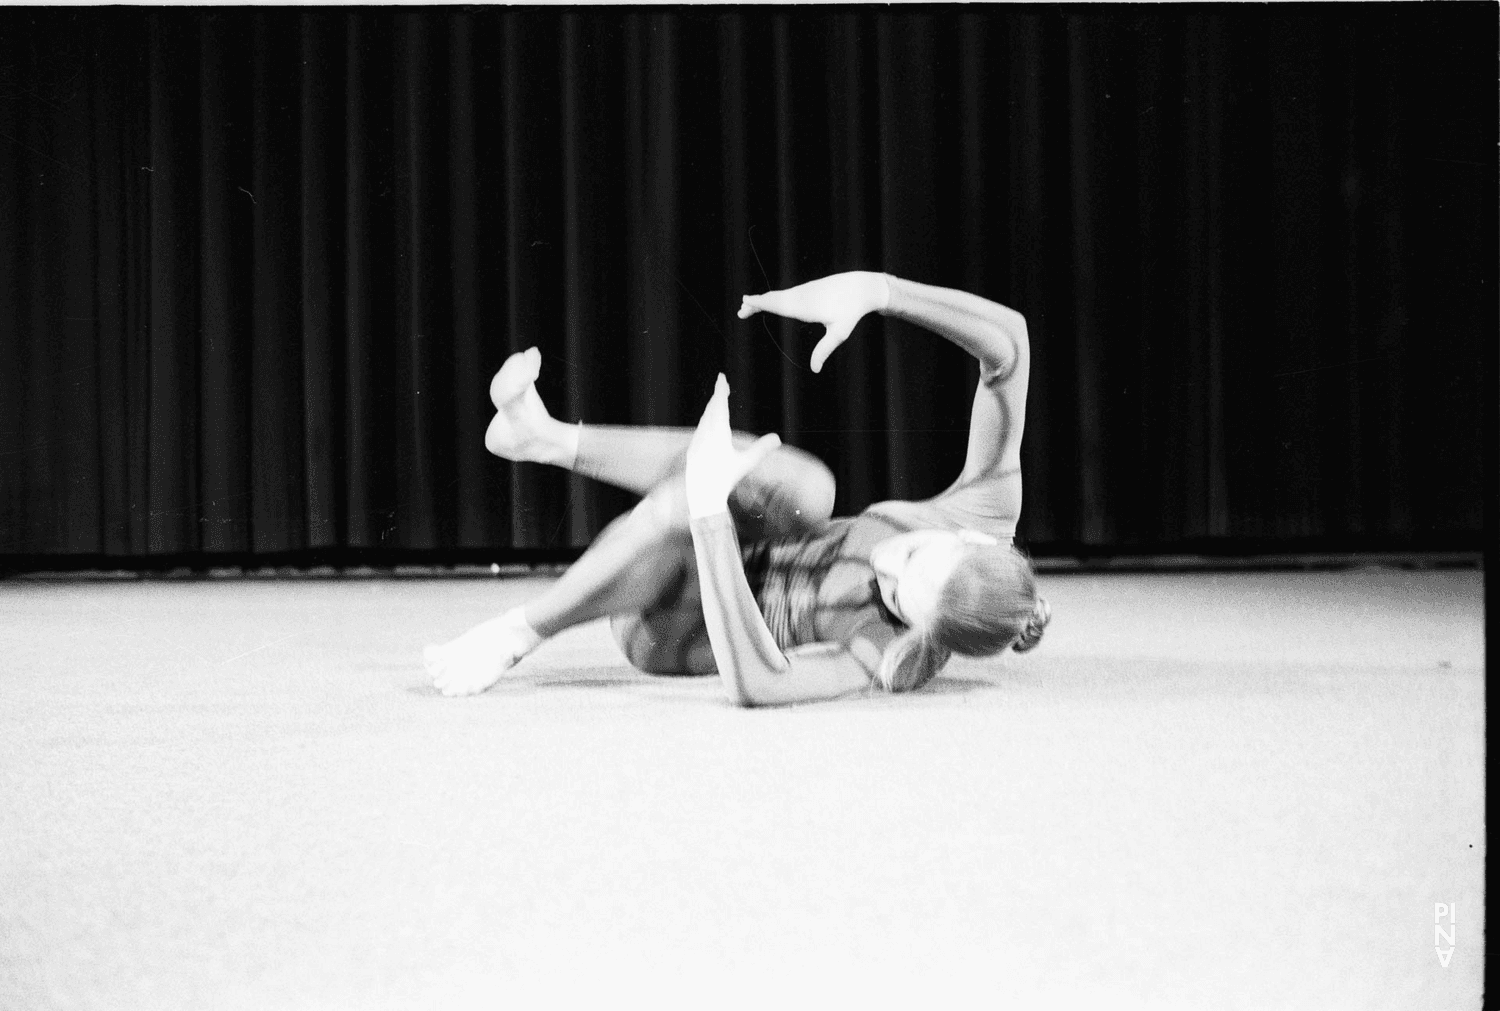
[869,529,1050,691]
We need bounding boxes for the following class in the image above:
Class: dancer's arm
[882,276,1028,479]
[739,272,1029,535]
[883,276,1028,534]
[690,512,875,707]
[686,376,878,707]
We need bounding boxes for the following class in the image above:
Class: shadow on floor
[404,665,647,698]
[403,664,1009,701]
[921,673,1006,695]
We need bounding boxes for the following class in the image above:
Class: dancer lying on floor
[423,271,1050,705]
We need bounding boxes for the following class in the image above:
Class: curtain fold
[0,7,1490,563]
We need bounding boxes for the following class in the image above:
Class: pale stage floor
[0,567,1485,1010]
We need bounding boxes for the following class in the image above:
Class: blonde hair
[875,543,1050,693]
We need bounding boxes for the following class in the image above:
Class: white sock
[501,607,543,656]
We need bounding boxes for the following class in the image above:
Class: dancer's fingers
[711,374,733,432]
[705,373,730,423]
[691,375,730,459]
[736,432,782,480]
[751,431,780,454]
[739,290,804,322]
[810,320,856,373]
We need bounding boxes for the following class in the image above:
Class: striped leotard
[739,498,1005,669]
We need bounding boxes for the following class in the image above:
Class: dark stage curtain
[0,6,1491,564]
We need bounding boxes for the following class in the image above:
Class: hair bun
[1011,596,1051,653]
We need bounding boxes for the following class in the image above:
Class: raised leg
[484,348,837,534]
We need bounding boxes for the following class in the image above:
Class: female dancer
[423,271,1050,705]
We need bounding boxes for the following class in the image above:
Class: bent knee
[779,448,836,521]
[740,447,837,533]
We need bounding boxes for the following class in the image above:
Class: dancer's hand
[738,271,890,373]
[685,374,781,519]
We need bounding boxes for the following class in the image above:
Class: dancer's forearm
[689,512,872,706]
[689,512,789,707]
[881,275,1028,377]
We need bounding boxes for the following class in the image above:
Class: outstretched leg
[424,479,696,696]
[483,348,836,534]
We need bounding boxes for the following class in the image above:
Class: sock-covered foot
[423,608,543,697]
[484,347,574,465]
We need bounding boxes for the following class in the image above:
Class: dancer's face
[870,530,964,627]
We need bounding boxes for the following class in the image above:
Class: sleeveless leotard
[740,498,1002,667]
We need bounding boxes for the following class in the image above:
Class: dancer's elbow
[982,315,1029,383]
[721,672,763,708]
[719,663,788,708]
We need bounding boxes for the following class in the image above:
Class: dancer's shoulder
[861,490,1018,545]
[859,498,964,533]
